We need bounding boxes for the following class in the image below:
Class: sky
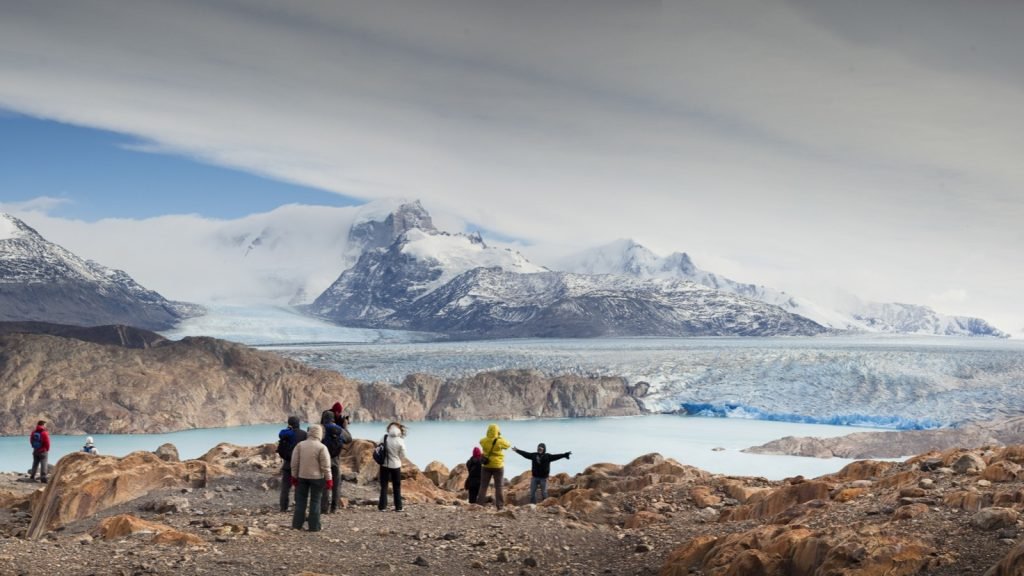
[0,0,1022,335]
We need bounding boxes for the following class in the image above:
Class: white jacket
[381,424,407,469]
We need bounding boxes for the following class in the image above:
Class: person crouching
[290,424,333,532]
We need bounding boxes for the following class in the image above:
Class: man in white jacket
[378,422,407,512]
[291,424,333,531]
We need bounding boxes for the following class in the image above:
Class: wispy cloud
[0,0,1022,334]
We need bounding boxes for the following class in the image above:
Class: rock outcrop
[745,415,1024,459]
[27,451,212,539]
[0,330,648,435]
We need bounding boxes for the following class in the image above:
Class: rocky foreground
[0,328,645,435]
[3,441,1024,575]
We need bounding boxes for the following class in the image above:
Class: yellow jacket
[479,423,512,469]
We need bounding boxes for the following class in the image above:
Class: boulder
[154,443,180,462]
[893,503,929,520]
[723,482,769,504]
[720,481,831,522]
[993,445,1024,465]
[690,486,722,508]
[971,508,1019,531]
[444,463,470,492]
[92,514,205,546]
[830,460,896,481]
[831,488,867,503]
[949,452,987,474]
[423,461,450,487]
[27,451,212,539]
[943,490,993,512]
[661,524,935,576]
[983,461,1022,483]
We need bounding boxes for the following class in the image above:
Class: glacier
[270,335,1024,429]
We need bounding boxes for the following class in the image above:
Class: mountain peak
[346,199,437,256]
[0,212,41,242]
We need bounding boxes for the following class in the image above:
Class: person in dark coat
[277,416,307,512]
[513,443,571,504]
[319,410,349,514]
[29,421,50,483]
[465,446,483,504]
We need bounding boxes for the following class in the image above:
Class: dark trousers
[292,477,325,531]
[320,463,340,513]
[529,477,548,504]
[378,466,402,511]
[478,466,504,509]
[467,481,481,504]
[279,465,295,511]
[30,452,48,481]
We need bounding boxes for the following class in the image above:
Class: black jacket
[465,456,482,487]
[514,448,569,479]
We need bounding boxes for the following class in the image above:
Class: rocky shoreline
[745,415,1024,459]
[3,439,1024,574]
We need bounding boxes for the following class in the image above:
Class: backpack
[322,423,344,458]
[30,431,42,450]
[372,435,388,466]
[277,428,305,460]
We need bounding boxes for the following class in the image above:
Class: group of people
[279,415,570,530]
[465,423,571,509]
[277,402,352,532]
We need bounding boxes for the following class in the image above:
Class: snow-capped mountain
[0,213,201,330]
[309,222,546,325]
[556,239,1007,337]
[309,208,824,338]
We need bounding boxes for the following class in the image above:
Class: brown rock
[27,451,212,539]
[971,508,1020,531]
[983,461,1022,483]
[949,452,987,474]
[893,503,929,520]
[943,490,993,512]
[720,481,830,522]
[92,514,204,546]
[423,461,450,487]
[690,486,722,508]
[898,487,926,498]
[993,445,1024,465]
[831,460,896,481]
[660,535,718,576]
[623,511,666,529]
[723,482,769,504]
[444,463,470,492]
[154,443,180,462]
[832,488,867,503]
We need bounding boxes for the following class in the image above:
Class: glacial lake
[0,415,887,480]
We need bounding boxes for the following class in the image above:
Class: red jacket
[30,425,50,453]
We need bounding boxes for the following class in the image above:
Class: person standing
[378,422,407,512]
[513,443,572,504]
[319,410,348,514]
[477,423,512,510]
[82,436,98,455]
[277,416,307,512]
[28,421,50,483]
[465,446,483,504]
[290,424,332,532]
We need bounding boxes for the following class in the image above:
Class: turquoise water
[0,416,881,480]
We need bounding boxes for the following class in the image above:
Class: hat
[287,416,301,428]
[85,436,95,445]
[472,446,482,458]
[331,402,343,414]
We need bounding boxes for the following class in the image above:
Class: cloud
[0,196,71,213]
[0,0,1022,334]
